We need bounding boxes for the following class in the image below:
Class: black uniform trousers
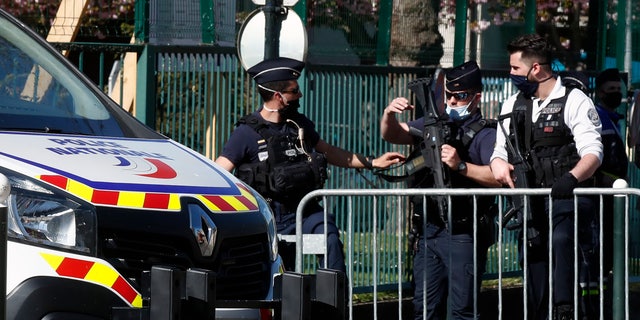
[413,221,488,320]
[522,196,597,319]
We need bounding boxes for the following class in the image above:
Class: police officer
[595,68,629,186]
[215,57,405,272]
[594,68,629,306]
[490,34,603,319]
[381,60,500,319]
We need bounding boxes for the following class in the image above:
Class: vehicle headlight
[254,191,278,262]
[0,169,97,255]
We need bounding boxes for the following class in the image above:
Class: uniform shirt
[491,76,603,164]
[220,109,321,167]
[596,103,622,137]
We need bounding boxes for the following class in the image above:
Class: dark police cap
[247,57,305,85]
[595,68,621,89]
[445,60,482,92]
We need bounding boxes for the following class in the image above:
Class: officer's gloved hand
[551,172,578,199]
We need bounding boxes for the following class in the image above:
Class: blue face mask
[510,66,539,97]
[510,74,539,97]
[446,103,472,121]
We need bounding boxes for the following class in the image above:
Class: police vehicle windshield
[0,11,163,139]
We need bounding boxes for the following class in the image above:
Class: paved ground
[352,285,640,319]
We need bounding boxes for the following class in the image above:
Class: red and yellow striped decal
[40,252,143,307]
[197,182,259,211]
[37,175,258,212]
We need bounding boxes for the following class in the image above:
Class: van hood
[0,132,258,212]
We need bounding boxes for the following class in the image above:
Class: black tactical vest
[512,89,581,187]
[234,114,327,205]
[411,117,497,227]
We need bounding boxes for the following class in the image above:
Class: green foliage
[390,0,443,66]
[306,0,380,63]
[0,0,60,35]
[82,0,135,39]
[306,0,378,26]
[439,0,591,30]
[0,0,135,40]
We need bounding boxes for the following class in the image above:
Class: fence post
[134,0,150,43]
[375,0,392,66]
[612,179,628,319]
[135,44,158,128]
[452,0,468,66]
[199,0,215,44]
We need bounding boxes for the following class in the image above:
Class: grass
[351,277,524,303]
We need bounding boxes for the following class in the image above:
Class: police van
[0,9,283,319]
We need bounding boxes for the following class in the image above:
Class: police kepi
[247,57,304,85]
[443,60,482,122]
[444,60,482,92]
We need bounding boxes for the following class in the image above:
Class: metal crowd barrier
[294,181,638,319]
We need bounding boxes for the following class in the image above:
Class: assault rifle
[406,77,452,217]
[497,113,540,247]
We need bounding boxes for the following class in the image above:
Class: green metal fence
[51,42,640,290]
[298,187,639,319]
[4,0,640,302]
[154,46,249,158]
[106,43,530,282]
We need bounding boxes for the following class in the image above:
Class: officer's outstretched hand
[372,152,406,169]
[551,172,578,199]
[385,97,414,115]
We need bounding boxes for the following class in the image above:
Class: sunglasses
[281,87,300,94]
[445,91,474,100]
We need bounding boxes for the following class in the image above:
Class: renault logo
[188,204,217,257]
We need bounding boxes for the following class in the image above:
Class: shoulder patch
[588,108,601,126]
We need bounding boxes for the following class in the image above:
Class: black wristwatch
[456,161,467,172]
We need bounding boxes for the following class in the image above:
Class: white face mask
[446,103,471,121]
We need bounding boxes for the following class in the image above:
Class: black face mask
[510,73,538,97]
[602,92,623,109]
[279,99,300,118]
